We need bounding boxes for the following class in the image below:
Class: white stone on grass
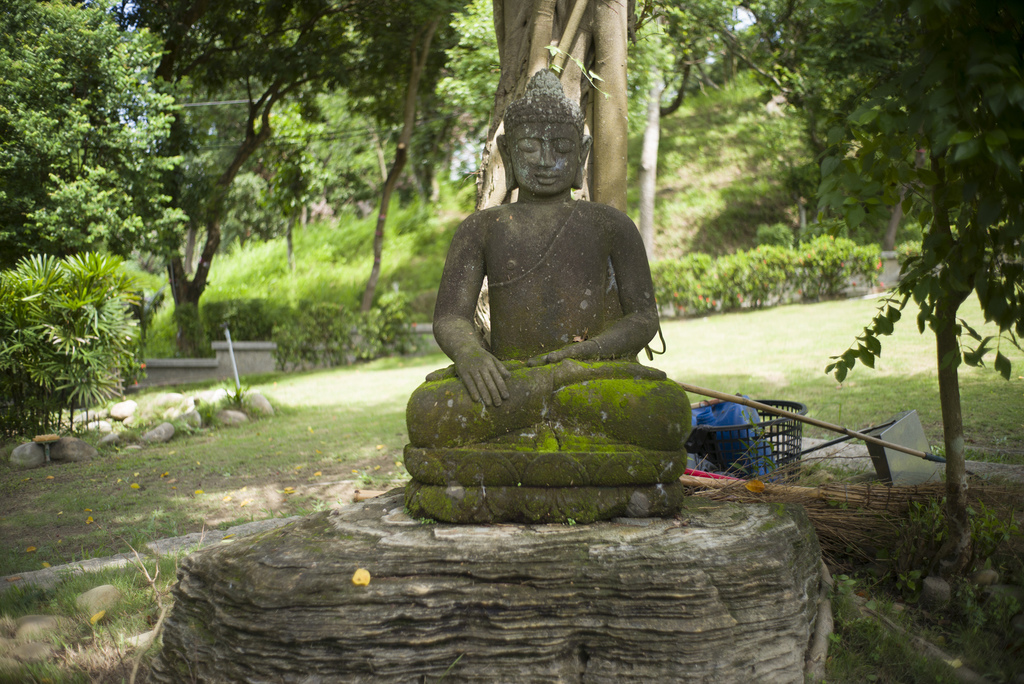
[217,409,248,425]
[181,410,203,428]
[86,420,113,434]
[76,584,122,614]
[11,641,54,663]
[246,392,274,415]
[110,399,138,421]
[14,615,59,641]
[141,422,175,444]
[10,443,45,469]
[126,629,157,650]
[152,392,185,408]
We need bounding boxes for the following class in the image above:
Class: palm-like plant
[0,253,140,436]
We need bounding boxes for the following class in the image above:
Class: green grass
[4,296,1021,579]
[657,295,1024,454]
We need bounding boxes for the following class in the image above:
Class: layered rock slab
[151,489,822,683]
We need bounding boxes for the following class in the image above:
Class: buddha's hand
[454,349,512,407]
[526,339,602,367]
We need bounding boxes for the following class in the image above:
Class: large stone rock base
[151,489,822,683]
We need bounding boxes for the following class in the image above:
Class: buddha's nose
[539,142,556,166]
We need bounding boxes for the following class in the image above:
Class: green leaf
[876,315,894,335]
[994,352,1012,380]
[948,130,974,145]
[835,364,849,383]
[858,346,876,368]
[985,130,1009,149]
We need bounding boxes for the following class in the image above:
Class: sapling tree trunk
[638,69,663,261]
[360,19,438,313]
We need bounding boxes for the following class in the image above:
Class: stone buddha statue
[404,70,691,523]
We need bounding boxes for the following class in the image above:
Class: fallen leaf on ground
[223,496,232,502]
[745,480,766,493]
[90,610,105,625]
[161,472,169,478]
[86,517,94,524]
[352,569,371,586]
[376,445,384,450]
[25,547,36,553]
[195,489,204,495]
[46,476,54,480]
[314,471,322,477]
[130,483,140,489]
[41,562,50,568]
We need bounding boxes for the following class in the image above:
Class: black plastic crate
[685,399,808,476]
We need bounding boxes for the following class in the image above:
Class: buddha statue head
[498,69,593,200]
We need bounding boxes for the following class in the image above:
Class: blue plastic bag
[690,397,774,476]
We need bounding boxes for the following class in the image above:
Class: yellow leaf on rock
[90,610,105,625]
[130,483,140,489]
[25,547,36,553]
[351,568,371,586]
[745,480,766,493]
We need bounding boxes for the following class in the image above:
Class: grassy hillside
[627,74,808,258]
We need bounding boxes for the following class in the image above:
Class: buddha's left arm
[527,212,658,366]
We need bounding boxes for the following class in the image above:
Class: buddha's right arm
[434,316,511,406]
[432,218,510,406]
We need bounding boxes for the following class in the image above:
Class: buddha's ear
[574,134,593,190]
[497,134,517,193]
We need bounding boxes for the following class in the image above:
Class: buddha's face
[502,122,590,201]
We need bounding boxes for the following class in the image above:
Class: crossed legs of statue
[406,359,690,452]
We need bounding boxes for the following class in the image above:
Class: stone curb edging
[1,516,301,594]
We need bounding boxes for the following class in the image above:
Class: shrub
[651,253,716,316]
[0,254,140,437]
[201,298,287,342]
[797,235,880,300]
[652,239,881,317]
[271,291,415,370]
[755,222,795,248]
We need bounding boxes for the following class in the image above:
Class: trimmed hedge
[653,236,881,316]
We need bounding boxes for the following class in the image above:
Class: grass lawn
[0,295,1022,682]
[3,295,1022,579]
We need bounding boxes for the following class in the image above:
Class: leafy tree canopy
[0,0,183,268]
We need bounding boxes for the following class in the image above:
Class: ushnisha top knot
[504,69,585,138]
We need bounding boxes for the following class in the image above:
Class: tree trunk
[169,87,281,353]
[287,214,296,272]
[592,0,628,211]
[184,226,197,275]
[928,156,972,576]
[360,19,438,313]
[638,69,662,261]
[883,148,926,252]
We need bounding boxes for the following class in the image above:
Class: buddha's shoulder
[573,200,636,230]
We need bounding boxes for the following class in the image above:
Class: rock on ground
[76,585,122,614]
[10,443,45,469]
[216,409,248,425]
[181,410,203,429]
[246,392,274,415]
[86,420,113,434]
[48,436,97,462]
[98,432,121,447]
[151,490,823,683]
[141,422,175,444]
[109,400,138,421]
[14,615,59,641]
[11,641,54,663]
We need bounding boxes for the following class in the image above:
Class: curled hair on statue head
[503,69,585,139]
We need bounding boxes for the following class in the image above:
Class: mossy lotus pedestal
[404,440,687,523]
[403,361,693,524]
[150,490,824,683]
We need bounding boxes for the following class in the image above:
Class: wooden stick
[677,382,945,463]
